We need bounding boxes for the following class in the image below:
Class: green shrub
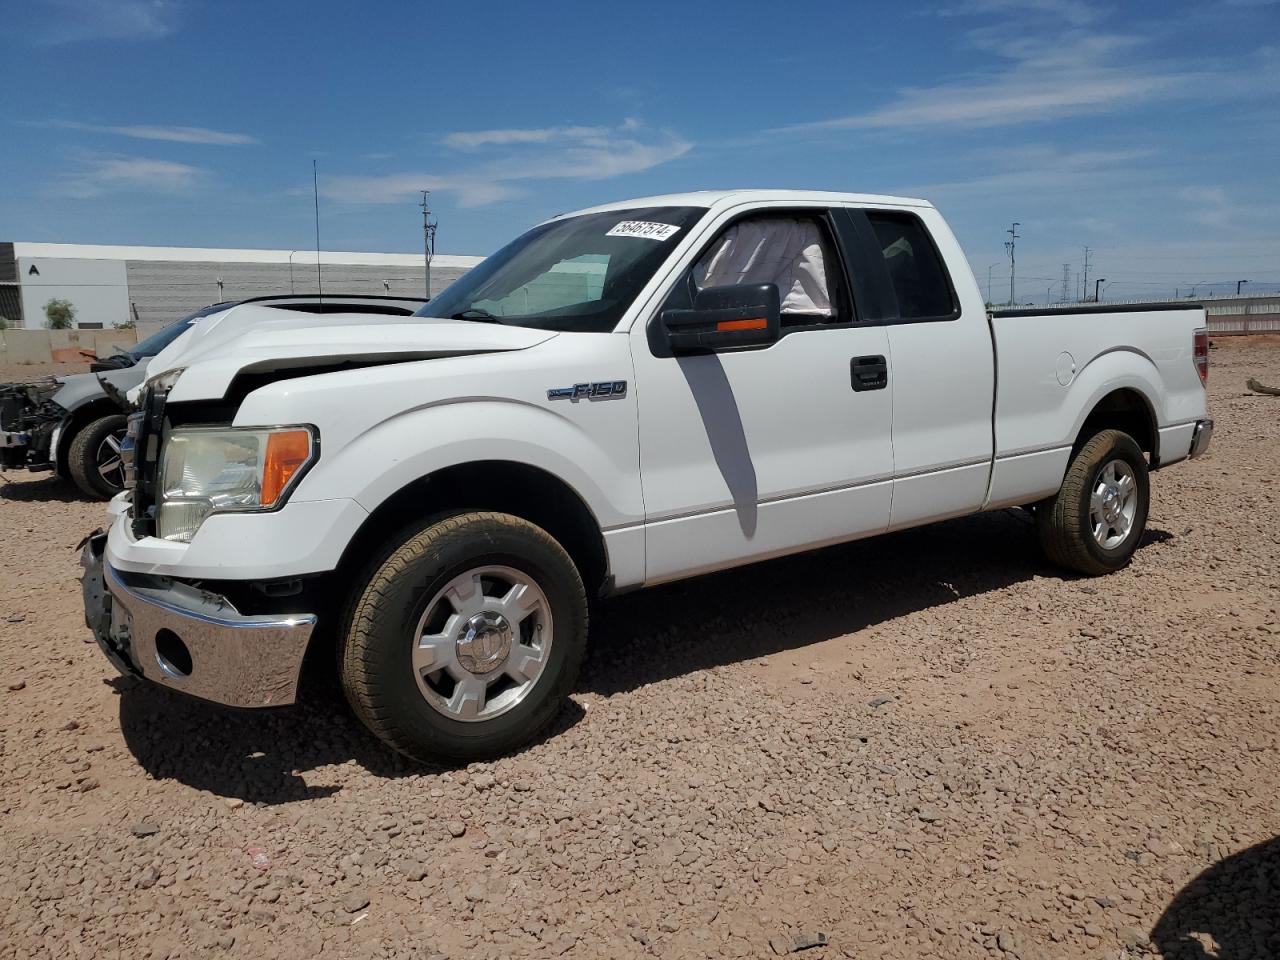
[44,298,76,330]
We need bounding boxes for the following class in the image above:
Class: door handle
[851,355,888,392]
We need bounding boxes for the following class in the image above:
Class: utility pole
[986,263,1001,306]
[420,190,438,300]
[1237,279,1249,296]
[1081,247,1092,303]
[1061,263,1071,303]
[1004,222,1020,306]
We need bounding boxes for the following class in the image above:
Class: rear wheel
[338,511,588,762]
[1037,429,1149,575]
[67,414,128,499]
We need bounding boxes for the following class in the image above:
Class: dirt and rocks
[0,360,96,384]
[2,339,1279,960]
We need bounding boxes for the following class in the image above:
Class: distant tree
[115,318,136,330]
[44,298,76,330]
[0,316,9,331]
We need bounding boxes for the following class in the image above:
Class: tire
[338,511,588,762]
[67,414,129,500]
[1037,429,1149,576]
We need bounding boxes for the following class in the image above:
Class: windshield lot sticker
[606,221,681,241]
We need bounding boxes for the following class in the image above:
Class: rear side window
[866,212,956,321]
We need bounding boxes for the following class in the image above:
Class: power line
[420,190,437,299]
[1004,222,1020,306]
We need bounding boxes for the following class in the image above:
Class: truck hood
[53,365,146,413]
[148,304,558,403]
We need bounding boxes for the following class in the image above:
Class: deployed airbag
[693,218,833,317]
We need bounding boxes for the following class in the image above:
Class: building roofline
[8,241,483,269]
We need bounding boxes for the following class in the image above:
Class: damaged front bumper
[0,380,62,472]
[79,531,317,708]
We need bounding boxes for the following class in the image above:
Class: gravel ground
[2,339,1278,960]
[0,360,95,383]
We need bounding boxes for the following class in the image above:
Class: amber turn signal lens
[715,317,768,332]
[261,430,312,506]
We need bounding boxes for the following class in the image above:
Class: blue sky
[5,0,1279,301]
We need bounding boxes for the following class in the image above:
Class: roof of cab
[549,189,933,221]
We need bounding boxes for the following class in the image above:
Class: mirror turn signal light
[715,317,768,332]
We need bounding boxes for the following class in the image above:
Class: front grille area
[121,412,143,487]
[129,385,168,539]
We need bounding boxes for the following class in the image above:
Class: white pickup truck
[80,190,1213,761]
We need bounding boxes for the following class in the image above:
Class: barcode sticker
[606,221,681,241]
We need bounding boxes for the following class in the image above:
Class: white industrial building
[0,242,482,337]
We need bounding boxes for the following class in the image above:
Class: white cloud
[781,31,1180,133]
[38,120,256,145]
[57,155,206,198]
[899,144,1158,199]
[933,0,1099,26]
[444,119,640,150]
[99,124,255,145]
[322,173,521,209]
[1175,185,1266,229]
[323,120,690,207]
[778,0,1276,137]
[33,0,183,44]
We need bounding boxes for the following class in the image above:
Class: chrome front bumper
[79,531,317,708]
[1190,418,1214,459]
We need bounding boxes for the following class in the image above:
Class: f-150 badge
[547,381,627,401]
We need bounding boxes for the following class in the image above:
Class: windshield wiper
[450,308,503,324]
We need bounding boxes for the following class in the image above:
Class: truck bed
[984,302,1207,510]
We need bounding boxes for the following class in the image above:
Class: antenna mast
[420,190,437,300]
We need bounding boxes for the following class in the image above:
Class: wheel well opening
[56,399,122,474]
[1077,389,1157,461]
[336,462,610,600]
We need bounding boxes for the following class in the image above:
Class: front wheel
[1036,429,1150,575]
[338,512,588,762]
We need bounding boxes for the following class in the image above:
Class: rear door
[841,206,994,528]
[630,205,895,584]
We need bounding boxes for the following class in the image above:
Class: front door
[630,208,895,585]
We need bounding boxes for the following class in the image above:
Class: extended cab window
[866,212,957,321]
[691,215,845,328]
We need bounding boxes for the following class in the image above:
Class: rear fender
[1064,349,1163,458]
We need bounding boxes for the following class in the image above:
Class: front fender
[294,397,643,531]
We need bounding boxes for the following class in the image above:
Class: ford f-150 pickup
[79,190,1213,762]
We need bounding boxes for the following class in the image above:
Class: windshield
[128,302,232,358]
[416,206,706,333]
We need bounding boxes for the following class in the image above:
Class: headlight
[158,426,316,542]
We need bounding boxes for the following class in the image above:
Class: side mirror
[660,283,781,355]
